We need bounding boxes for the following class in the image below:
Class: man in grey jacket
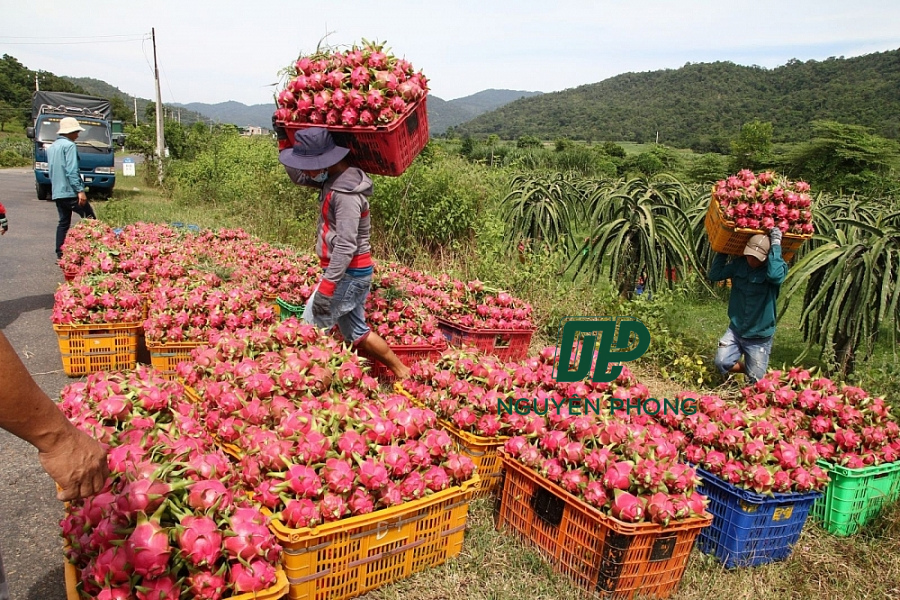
[280,127,410,379]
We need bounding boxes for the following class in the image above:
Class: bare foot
[392,364,411,381]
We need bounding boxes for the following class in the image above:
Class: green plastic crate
[276,297,306,322]
[810,459,900,536]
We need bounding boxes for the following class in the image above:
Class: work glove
[769,227,783,246]
[311,290,333,319]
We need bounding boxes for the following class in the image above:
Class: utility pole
[34,73,39,91]
[152,27,165,185]
[134,97,138,126]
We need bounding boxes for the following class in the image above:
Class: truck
[26,91,124,200]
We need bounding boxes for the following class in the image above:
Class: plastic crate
[437,318,534,362]
[395,382,507,498]
[276,98,429,177]
[694,466,821,568]
[367,343,444,382]
[810,459,900,536]
[496,455,711,599]
[54,322,141,377]
[64,558,289,600]
[146,339,204,380]
[704,195,810,263]
[277,297,306,322]
[269,474,478,600]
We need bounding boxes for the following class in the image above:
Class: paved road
[0,166,85,600]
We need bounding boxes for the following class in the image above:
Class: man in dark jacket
[708,228,787,383]
[280,127,410,379]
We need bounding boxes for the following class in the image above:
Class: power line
[0,34,146,39]
[0,38,146,46]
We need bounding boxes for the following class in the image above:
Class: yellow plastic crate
[54,322,141,377]
[704,193,810,262]
[395,383,508,498]
[270,475,479,600]
[65,558,289,599]
[147,339,204,380]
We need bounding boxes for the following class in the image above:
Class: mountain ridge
[448,49,900,151]
[171,88,543,133]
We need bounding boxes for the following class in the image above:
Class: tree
[109,96,134,124]
[687,153,729,185]
[624,152,665,177]
[730,120,774,171]
[516,135,542,149]
[600,142,626,158]
[785,120,900,196]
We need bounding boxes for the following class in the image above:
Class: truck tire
[36,183,51,201]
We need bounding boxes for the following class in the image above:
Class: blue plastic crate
[695,466,821,568]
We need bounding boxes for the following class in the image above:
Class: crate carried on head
[273,41,431,178]
[705,171,815,263]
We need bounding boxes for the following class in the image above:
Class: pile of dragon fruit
[56,222,536,356]
[274,40,428,128]
[52,273,144,326]
[713,169,815,235]
[175,320,475,528]
[59,367,283,598]
[375,263,535,331]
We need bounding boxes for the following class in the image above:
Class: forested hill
[448,49,900,152]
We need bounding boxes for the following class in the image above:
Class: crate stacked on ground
[397,344,656,499]
[741,369,900,537]
[58,367,288,599]
[176,321,481,600]
[374,262,536,361]
[657,388,830,567]
[273,40,430,177]
[705,170,815,262]
[143,270,278,379]
[434,281,535,362]
[51,272,145,376]
[498,404,712,598]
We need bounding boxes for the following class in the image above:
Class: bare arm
[0,332,108,501]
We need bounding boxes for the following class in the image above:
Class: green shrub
[369,149,498,257]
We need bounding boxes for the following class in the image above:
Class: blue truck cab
[26,91,122,200]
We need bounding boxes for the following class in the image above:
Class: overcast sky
[2,0,899,107]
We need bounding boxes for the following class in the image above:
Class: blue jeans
[715,326,773,383]
[304,273,372,345]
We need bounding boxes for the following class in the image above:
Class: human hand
[77,191,87,206]
[311,290,333,318]
[39,425,109,501]
[769,227,783,246]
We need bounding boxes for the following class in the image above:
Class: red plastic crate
[366,343,443,382]
[276,98,429,177]
[437,318,534,362]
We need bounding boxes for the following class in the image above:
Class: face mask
[311,171,329,183]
